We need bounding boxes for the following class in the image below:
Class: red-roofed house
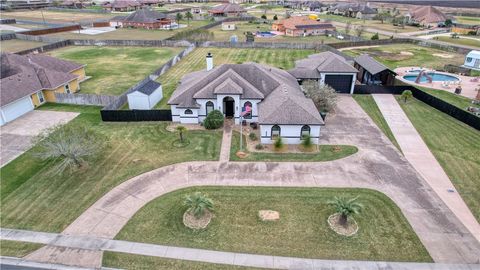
[272,16,335,37]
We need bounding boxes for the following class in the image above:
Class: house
[289,51,358,93]
[463,50,480,70]
[208,3,246,17]
[302,1,325,12]
[405,6,447,27]
[330,3,377,20]
[354,54,396,85]
[451,25,479,35]
[0,52,85,125]
[221,21,236,31]
[127,79,163,109]
[103,0,141,12]
[138,0,161,7]
[191,7,202,14]
[168,54,324,144]
[109,9,172,29]
[271,16,335,37]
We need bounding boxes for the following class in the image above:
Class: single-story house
[168,54,324,144]
[138,0,161,7]
[221,21,236,31]
[288,51,358,93]
[110,9,172,29]
[103,0,141,12]
[405,6,447,27]
[302,1,325,12]
[272,16,335,37]
[127,79,163,109]
[0,52,85,125]
[330,3,377,20]
[354,54,396,85]
[208,3,246,17]
[463,50,480,70]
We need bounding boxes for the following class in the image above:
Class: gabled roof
[103,0,140,8]
[409,6,447,24]
[209,3,245,14]
[120,9,168,23]
[289,51,357,79]
[354,54,394,75]
[213,78,243,95]
[133,79,161,95]
[466,50,480,59]
[332,3,377,14]
[276,16,334,30]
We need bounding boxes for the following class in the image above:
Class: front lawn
[396,97,480,222]
[116,186,432,262]
[47,46,183,95]
[0,103,222,232]
[0,240,44,257]
[230,132,358,162]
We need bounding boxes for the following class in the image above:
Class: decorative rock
[259,210,280,221]
[236,151,248,159]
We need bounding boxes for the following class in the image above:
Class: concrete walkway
[372,94,480,244]
[219,119,233,162]
[2,228,478,270]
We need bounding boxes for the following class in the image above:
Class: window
[466,57,473,63]
[206,101,214,115]
[184,109,193,115]
[301,125,310,138]
[271,125,281,139]
[64,84,71,94]
[37,91,45,103]
[242,101,252,119]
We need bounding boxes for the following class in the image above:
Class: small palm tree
[176,12,183,25]
[185,11,193,26]
[327,196,363,226]
[184,192,214,218]
[176,125,187,143]
[401,90,413,103]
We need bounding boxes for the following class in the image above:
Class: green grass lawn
[47,46,183,96]
[396,97,480,222]
[342,44,465,70]
[155,47,314,109]
[454,16,480,25]
[230,132,358,162]
[103,252,265,270]
[416,86,478,113]
[353,95,401,150]
[116,186,432,262]
[0,103,222,232]
[0,39,46,53]
[434,36,480,48]
[0,240,44,257]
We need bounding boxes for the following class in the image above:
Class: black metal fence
[101,110,172,122]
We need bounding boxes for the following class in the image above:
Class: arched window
[271,125,281,139]
[301,125,310,138]
[206,101,214,115]
[242,101,252,119]
[184,109,193,115]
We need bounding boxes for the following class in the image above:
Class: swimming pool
[403,72,459,83]
[256,31,276,37]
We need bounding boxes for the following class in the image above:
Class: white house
[221,22,236,31]
[463,50,480,70]
[168,54,325,144]
[127,79,163,110]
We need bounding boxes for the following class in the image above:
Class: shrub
[203,110,224,129]
[249,132,257,141]
[301,135,312,148]
[261,14,267,20]
[184,192,214,218]
[327,196,363,226]
[273,14,278,20]
[273,137,283,149]
[401,90,413,103]
[303,80,338,113]
[371,33,379,40]
[255,143,264,150]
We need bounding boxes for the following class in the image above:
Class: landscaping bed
[116,186,432,262]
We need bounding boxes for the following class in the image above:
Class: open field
[155,47,315,108]
[1,10,115,24]
[0,240,44,258]
[117,186,431,262]
[0,103,222,232]
[454,16,480,25]
[316,14,421,33]
[342,44,465,70]
[353,95,401,150]
[47,46,183,95]
[434,36,480,48]
[0,39,46,53]
[397,97,480,222]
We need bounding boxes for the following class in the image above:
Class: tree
[345,21,352,35]
[34,124,105,174]
[445,19,453,27]
[176,125,187,143]
[261,14,267,20]
[371,32,379,40]
[303,80,338,113]
[401,90,413,103]
[176,13,183,25]
[184,192,214,218]
[355,25,365,37]
[185,11,193,26]
[203,110,224,129]
[274,136,283,149]
[327,196,363,226]
[273,14,278,20]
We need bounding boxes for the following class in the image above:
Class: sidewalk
[219,119,233,162]
[1,228,477,270]
[372,94,480,244]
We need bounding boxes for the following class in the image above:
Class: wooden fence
[55,93,119,106]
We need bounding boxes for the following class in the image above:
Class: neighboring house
[289,51,358,93]
[221,21,236,31]
[405,6,447,27]
[302,1,325,12]
[191,7,202,14]
[109,9,172,29]
[127,79,163,109]
[168,54,324,144]
[354,54,396,85]
[60,0,85,8]
[0,52,85,125]
[330,3,378,20]
[463,50,480,70]
[208,3,246,17]
[271,16,335,37]
[138,0,161,7]
[103,0,141,12]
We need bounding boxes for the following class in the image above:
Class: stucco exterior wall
[260,124,321,144]
[171,105,200,124]
[71,67,86,82]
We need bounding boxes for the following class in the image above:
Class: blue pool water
[257,31,276,37]
[403,72,459,83]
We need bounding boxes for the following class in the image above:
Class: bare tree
[302,80,338,113]
[355,25,365,37]
[345,21,352,35]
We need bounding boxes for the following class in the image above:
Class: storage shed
[463,50,480,70]
[127,80,163,110]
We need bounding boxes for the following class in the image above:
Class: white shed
[464,50,480,70]
[127,80,163,110]
[221,22,236,31]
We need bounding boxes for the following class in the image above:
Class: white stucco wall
[260,124,321,144]
[171,105,199,124]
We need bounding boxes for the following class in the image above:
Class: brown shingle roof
[277,16,335,30]
[209,3,245,14]
[409,6,447,24]
[103,0,140,9]
[289,51,358,79]
[120,9,168,23]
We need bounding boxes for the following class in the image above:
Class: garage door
[324,75,353,93]
[0,96,34,125]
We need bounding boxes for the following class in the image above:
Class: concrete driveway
[0,110,79,167]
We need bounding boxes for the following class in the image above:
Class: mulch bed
[327,213,359,237]
[183,210,213,230]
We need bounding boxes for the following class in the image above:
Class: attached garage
[0,96,34,126]
[324,74,354,93]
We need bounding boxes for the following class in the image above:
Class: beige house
[221,22,236,31]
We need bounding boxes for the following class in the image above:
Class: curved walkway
[24,96,480,268]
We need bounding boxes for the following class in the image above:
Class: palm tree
[176,12,183,26]
[176,125,186,143]
[401,90,413,103]
[327,196,363,226]
[184,192,214,218]
[185,11,193,26]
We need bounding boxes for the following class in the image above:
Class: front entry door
[225,100,234,117]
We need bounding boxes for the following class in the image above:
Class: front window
[271,125,281,139]
[301,125,310,138]
[37,91,45,103]
[184,109,193,115]
[206,101,214,115]
[64,84,71,94]
[242,101,252,119]
[466,57,472,63]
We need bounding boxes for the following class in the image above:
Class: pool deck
[395,67,480,100]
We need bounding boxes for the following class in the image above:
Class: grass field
[397,97,480,222]
[454,16,480,25]
[47,46,182,95]
[434,36,480,48]
[1,10,114,24]
[315,14,420,33]
[0,39,45,53]
[116,186,431,262]
[353,95,401,150]
[342,44,465,70]
[416,86,478,112]
[0,103,222,233]
[0,240,43,257]
[155,47,314,108]
[230,132,358,161]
